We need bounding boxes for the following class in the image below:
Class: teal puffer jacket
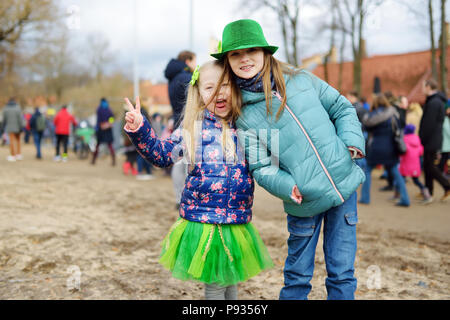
[236,70,366,217]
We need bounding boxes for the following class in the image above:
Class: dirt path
[0,144,448,299]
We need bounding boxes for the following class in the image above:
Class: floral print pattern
[125,109,254,225]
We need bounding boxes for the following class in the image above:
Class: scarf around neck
[234,72,276,93]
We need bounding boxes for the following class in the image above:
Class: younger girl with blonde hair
[123,60,273,300]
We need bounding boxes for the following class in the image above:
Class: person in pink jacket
[399,124,432,203]
[53,105,77,162]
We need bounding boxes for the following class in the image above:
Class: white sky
[61,0,448,83]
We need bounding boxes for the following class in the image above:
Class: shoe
[131,167,138,176]
[388,191,400,202]
[421,197,433,205]
[395,201,410,207]
[388,196,400,202]
[440,190,450,202]
[62,157,68,163]
[358,200,370,205]
[122,162,131,175]
[414,192,424,200]
[54,155,62,162]
[7,155,16,162]
[379,185,394,192]
[15,154,23,160]
[136,174,155,181]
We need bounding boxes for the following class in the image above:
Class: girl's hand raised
[124,97,143,131]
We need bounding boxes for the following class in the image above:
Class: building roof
[141,81,170,105]
[311,47,450,105]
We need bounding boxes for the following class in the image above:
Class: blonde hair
[181,60,241,165]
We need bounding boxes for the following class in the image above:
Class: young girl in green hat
[123,60,273,300]
[212,19,366,300]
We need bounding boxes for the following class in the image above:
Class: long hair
[219,49,301,121]
[371,93,391,111]
[181,60,241,165]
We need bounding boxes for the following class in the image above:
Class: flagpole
[189,0,193,50]
[133,0,139,98]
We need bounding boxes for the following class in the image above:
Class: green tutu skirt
[159,218,274,287]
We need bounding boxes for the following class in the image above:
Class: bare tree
[323,0,338,83]
[0,0,59,96]
[87,33,114,83]
[439,0,447,94]
[30,32,77,102]
[239,0,302,66]
[429,0,439,80]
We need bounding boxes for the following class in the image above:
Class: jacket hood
[405,133,422,148]
[427,91,448,103]
[164,59,189,81]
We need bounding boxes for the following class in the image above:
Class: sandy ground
[0,143,449,300]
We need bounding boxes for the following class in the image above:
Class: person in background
[398,124,431,203]
[1,98,24,162]
[53,105,78,162]
[361,96,370,111]
[164,50,197,209]
[92,97,116,166]
[360,93,410,207]
[419,79,450,202]
[136,105,154,180]
[29,107,46,159]
[23,111,32,144]
[74,120,95,160]
[438,101,450,178]
[406,102,423,135]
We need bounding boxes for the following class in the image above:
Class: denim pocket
[287,214,315,237]
[344,211,358,225]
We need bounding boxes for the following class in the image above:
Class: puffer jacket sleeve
[305,71,366,155]
[125,117,184,167]
[236,121,297,204]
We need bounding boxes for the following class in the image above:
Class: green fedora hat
[211,19,278,60]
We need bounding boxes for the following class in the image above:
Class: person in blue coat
[29,107,46,159]
[212,19,365,300]
[359,93,410,207]
[91,97,116,166]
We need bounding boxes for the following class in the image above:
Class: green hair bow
[190,65,200,86]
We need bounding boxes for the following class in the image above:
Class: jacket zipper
[273,91,344,203]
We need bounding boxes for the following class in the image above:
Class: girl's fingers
[124,98,135,112]
[135,96,141,113]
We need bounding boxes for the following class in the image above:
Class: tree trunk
[279,15,292,65]
[291,18,299,66]
[353,0,364,96]
[325,2,338,83]
[439,0,447,94]
[339,33,346,92]
[429,0,438,80]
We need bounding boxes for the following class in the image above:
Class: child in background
[123,61,273,300]
[399,124,432,203]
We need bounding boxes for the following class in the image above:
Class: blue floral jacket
[124,109,254,224]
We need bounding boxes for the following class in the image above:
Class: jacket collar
[203,109,234,129]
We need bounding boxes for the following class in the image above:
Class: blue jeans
[32,131,43,158]
[137,154,152,174]
[280,192,358,300]
[360,164,410,205]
